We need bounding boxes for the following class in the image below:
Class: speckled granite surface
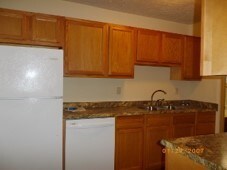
[64,100,218,119]
[161,133,227,170]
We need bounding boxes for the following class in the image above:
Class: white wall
[0,0,221,132]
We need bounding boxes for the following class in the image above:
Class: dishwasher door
[65,117,115,170]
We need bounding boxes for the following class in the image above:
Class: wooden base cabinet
[115,116,144,170]
[196,111,215,135]
[115,112,215,170]
[172,113,196,138]
[144,115,172,170]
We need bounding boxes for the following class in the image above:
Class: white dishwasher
[65,117,115,170]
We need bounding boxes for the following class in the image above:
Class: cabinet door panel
[196,124,215,135]
[136,29,161,64]
[196,111,215,135]
[145,126,171,170]
[183,36,201,80]
[161,33,184,64]
[115,128,144,170]
[173,125,195,138]
[31,14,64,46]
[65,19,108,76]
[0,9,27,40]
[109,25,135,77]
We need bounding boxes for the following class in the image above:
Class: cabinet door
[145,126,171,170]
[161,32,184,65]
[115,127,144,170]
[65,19,108,76]
[108,25,135,77]
[173,125,195,138]
[183,36,201,80]
[31,14,64,46]
[136,29,161,64]
[116,116,144,170]
[173,113,195,138]
[196,111,215,135]
[145,115,172,170]
[0,8,28,41]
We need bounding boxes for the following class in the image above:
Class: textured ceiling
[64,0,201,24]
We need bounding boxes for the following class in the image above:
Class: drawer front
[173,113,195,125]
[116,115,144,128]
[146,114,171,126]
[197,112,215,123]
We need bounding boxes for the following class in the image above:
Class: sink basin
[139,105,175,111]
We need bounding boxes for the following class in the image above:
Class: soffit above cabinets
[63,0,201,24]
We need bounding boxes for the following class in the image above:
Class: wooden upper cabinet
[64,19,108,76]
[183,36,201,80]
[0,8,64,47]
[30,14,64,46]
[161,32,184,65]
[0,8,28,41]
[136,29,161,65]
[170,36,201,80]
[108,25,135,78]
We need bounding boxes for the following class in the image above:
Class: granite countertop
[63,100,218,119]
[161,133,227,170]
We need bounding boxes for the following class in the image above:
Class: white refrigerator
[0,45,63,170]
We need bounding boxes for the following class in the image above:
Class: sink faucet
[151,90,167,106]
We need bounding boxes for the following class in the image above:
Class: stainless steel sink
[139,105,175,111]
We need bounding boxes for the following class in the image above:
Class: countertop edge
[161,138,226,170]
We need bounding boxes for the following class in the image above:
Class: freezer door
[0,45,63,98]
[0,99,62,170]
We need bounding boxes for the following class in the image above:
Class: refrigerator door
[0,45,63,98]
[0,98,62,170]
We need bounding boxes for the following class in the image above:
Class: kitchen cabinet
[172,113,196,138]
[108,25,135,78]
[0,8,64,47]
[64,19,108,76]
[160,32,184,65]
[65,21,135,78]
[136,29,161,65]
[144,114,172,170]
[0,7,203,79]
[170,36,201,80]
[115,115,144,170]
[0,8,28,41]
[30,14,64,46]
[196,111,215,135]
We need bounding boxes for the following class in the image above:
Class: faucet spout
[151,90,167,105]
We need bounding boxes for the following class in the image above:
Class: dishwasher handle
[67,121,115,129]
